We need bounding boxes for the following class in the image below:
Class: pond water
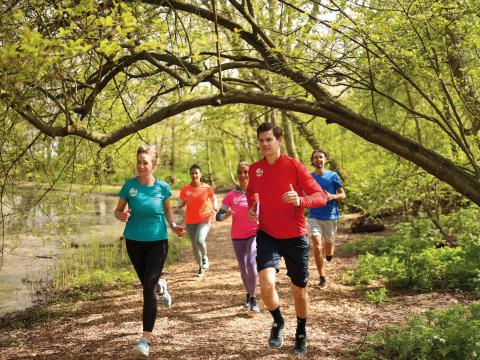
[0,189,124,316]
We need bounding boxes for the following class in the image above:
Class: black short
[256,230,309,288]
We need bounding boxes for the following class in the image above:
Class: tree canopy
[1,0,479,205]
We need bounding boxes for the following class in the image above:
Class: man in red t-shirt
[246,123,327,356]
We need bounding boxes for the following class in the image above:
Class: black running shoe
[249,297,260,312]
[268,322,284,348]
[292,333,307,356]
[242,294,250,308]
[315,275,327,289]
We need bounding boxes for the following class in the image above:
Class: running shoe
[268,322,284,348]
[315,275,327,289]
[157,279,172,308]
[202,256,209,269]
[292,334,307,356]
[242,294,251,308]
[249,297,260,313]
[132,336,150,357]
[196,266,205,277]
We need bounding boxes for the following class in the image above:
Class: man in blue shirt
[308,150,346,289]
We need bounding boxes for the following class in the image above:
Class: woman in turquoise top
[114,145,185,357]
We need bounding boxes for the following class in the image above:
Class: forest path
[0,217,466,359]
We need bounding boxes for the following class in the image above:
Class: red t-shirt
[246,154,326,239]
[179,183,215,224]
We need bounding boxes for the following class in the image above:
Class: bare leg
[291,283,309,319]
[324,241,335,258]
[310,236,325,278]
[259,268,279,310]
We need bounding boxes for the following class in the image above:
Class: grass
[16,182,121,196]
[0,233,192,331]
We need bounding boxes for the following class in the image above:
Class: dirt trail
[0,219,467,359]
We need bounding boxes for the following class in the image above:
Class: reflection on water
[0,189,124,316]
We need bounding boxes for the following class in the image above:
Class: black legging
[126,239,168,332]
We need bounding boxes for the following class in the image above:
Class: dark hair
[189,164,201,173]
[256,122,283,140]
[310,149,328,165]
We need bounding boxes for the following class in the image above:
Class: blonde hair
[237,161,250,172]
[137,144,159,166]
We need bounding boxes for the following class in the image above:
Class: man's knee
[259,268,276,290]
[292,284,308,300]
[311,236,322,251]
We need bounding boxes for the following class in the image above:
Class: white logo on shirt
[233,196,241,205]
[256,168,263,177]
[129,188,138,197]
[186,191,192,196]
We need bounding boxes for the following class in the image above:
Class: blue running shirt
[119,177,172,241]
[308,170,343,220]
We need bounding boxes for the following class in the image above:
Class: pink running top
[221,189,258,239]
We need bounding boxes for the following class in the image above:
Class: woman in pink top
[216,162,259,312]
[179,164,217,277]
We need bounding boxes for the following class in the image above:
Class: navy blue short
[256,230,310,288]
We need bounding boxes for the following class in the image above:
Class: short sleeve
[333,173,343,190]
[179,186,187,201]
[163,182,172,200]
[119,182,129,200]
[222,192,232,208]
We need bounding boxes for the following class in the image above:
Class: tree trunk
[169,119,176,184]
[281,111,299,159]
[221,137,237,185]
[206,137,215,188]
[283,110,346,180]
[18,89,480,205]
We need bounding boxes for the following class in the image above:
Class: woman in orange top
[179,164,218,277]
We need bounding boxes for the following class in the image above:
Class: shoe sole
[132,347,149,357]
[160,294,172,308]
[268,338,283,349]
[268,329,284,349]
[158,280,172,308]
[292,348,307,356]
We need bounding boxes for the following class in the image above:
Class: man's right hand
[248,201,258,223]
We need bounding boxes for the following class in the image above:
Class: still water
[0,189,124,316]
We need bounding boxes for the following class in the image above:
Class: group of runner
[114,122,345,357]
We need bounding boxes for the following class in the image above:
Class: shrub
[348,216,480,292]
[357,302,480,360]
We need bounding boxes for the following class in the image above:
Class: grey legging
[186,221,210,265]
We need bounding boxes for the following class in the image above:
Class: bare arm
[325,187,346,202]
[177,199,186,209]
[114,198,130,222]
[163,198,186,236]
[336,187,346,201]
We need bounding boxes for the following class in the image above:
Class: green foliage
[357,302,480,360]
[364,287,389,305]
[349,213,480,292]
[342,235,402,256]
[53,232,190,296]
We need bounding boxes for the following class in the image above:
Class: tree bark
[221,139,237,186]
[14,89,479,205]
[281,111,299,159]
[206,137,215,188]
